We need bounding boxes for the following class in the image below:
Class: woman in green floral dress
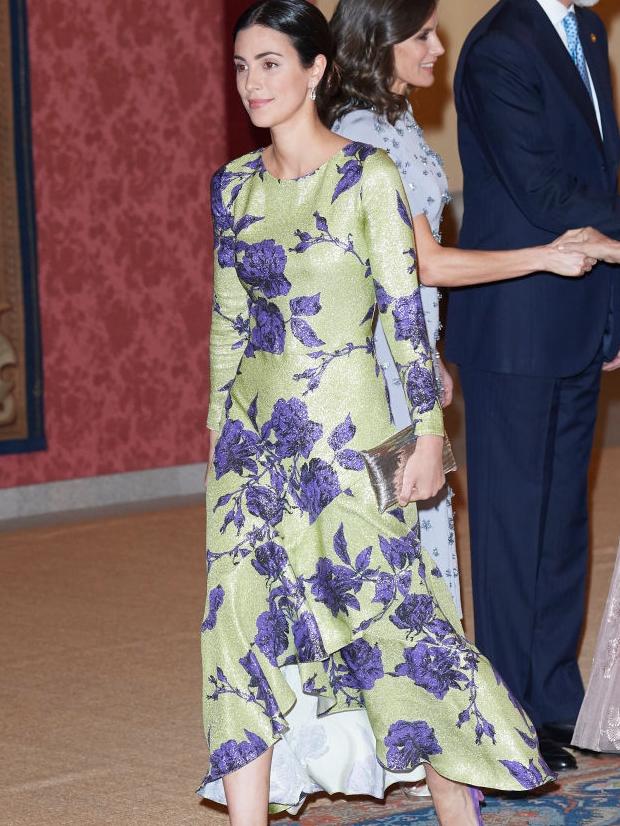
[197,1,570,823]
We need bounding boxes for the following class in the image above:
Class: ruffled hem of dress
[201,491,555,800]
[198,648,556,812]
[197,663,429,814]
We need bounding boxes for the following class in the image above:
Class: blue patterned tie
[562,11,593,99]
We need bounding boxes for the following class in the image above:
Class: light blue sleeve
[333,109,382,147]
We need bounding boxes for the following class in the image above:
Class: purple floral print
[332,142,377,203]
[239,651,283,725]
[373,572,398,605]
[310,557,362,617]
[245,485,285,527]
[217,235,236,269]
[339,639,385,690]
[297,459,341,524]
[396,189,413,229]
[213,420,260,480]
[206,729,268,780]
[500,759,545,790]
[384,720,443,771]
[248,298,286,355]
[266,398,323,459]
[255,608,289,665]
[211,169,235,233]
[293,612,327,662]
[379,528,421,570]
[252,541,289,582]
[390,593,435,635]
[394,643,468,700]
[290,294,321,316]
[374,280,394,313]
[237,239,291,298]
[392,291,425,345]
[201,586,225,632]
[406,362,438,415]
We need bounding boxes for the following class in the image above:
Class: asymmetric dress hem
[200,144,554,813]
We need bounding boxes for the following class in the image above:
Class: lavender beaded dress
[335,104,461,614]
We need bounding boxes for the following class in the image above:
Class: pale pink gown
[573,541,620,752]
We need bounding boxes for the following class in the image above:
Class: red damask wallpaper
[2,0,230,486]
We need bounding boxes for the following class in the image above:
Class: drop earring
[309,86,317,101]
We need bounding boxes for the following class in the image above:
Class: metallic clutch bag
[361,427,457,512]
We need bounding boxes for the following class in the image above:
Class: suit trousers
[459,354,603,728]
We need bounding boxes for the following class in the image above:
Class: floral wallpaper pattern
[2,0,228,486]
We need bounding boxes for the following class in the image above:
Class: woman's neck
[265,110,342,180]
[390,80,410,97]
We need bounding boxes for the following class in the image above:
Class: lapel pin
[591,33,597,43]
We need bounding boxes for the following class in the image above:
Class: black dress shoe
[542,723,575,746]
[537,730,578,771]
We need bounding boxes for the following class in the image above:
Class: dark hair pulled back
[325,0,438,126]
[233,0,339,124]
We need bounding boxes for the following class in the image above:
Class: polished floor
[1,445,618,825]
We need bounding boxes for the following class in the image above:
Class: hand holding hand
[543,244,597,277]
[398,435,445,505]
[554,226,620,265]
[552,227,592,246]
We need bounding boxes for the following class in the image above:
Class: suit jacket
[445,0,620,377]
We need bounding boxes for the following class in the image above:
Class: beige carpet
[1,448,618,826]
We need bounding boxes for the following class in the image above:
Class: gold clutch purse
[361,427,457,512]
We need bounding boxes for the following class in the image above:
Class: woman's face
[392,10,445,93]
[233,25,323,129]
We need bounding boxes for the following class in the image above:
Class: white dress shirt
[535,0,603,136]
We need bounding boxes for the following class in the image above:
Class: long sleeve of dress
[334,109,442,346]
[362,151,444,438]
[207,169,251,433]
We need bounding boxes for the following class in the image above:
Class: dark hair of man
[233,0,338,124]
[325,0,438,126]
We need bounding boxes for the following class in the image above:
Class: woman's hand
[555,226,620,265]
[398,434,445,505]
[208,429,217,466]
[542,243,597,277]
[437,356,454,408]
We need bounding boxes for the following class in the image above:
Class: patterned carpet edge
[276,753,620,825]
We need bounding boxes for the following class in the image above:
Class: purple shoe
[468,787,485,825]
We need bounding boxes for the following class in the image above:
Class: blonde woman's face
[392,11,445,93]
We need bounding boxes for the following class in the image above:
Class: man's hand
[603,349,620,372]
[556,226,620,265]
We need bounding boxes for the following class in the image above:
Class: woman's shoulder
[335,107,395,145]
[220,148,263,174]
[335,107,377,130]
[211,150,264,194]
[356,143,401,181]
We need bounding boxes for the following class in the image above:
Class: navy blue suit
[446,0,620,728]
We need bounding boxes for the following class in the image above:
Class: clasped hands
[544,225,620,278]
[555,227,620,371]
[555,226,620,266]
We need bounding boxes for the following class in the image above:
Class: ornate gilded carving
[0,303,17,427]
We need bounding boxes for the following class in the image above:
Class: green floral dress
[199,143,553,812]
